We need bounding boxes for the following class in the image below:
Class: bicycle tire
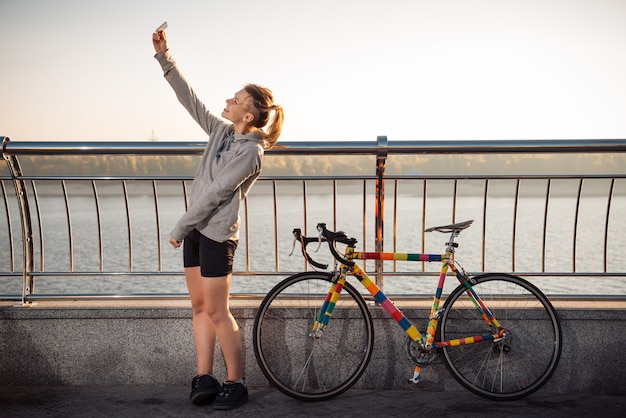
[253,272,374,401]
[440,273,562,400]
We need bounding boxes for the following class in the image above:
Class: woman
[152,28,283,410]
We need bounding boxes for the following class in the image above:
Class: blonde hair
[244,84,284,149]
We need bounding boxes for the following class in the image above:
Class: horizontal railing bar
[359,272,626,277]
[25,271,307,277]
[10,174,626,182]
[3,141,209,155]
[4,138,626,156]
[14,176,195,181]
[0,293,192,301]
[490,272,626,277]
[375,139,626,154]
[3,293,625,302]
[23,271,626,278]
[27,272,185,276]
[0,293,267,301]
[386,174,626,180]
[10,175,375,181]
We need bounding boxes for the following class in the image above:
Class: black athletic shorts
[183,229,238,277]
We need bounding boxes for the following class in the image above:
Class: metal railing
[1,136,626,302]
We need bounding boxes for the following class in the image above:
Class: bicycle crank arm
[408,365,421,384]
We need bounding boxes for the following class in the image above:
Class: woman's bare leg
[186,266,217,375]
[202,274,243,380]
[186,267,242,380]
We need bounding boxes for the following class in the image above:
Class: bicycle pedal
[408,365,421,384]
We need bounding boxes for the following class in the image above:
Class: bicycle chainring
[405,336,439,364]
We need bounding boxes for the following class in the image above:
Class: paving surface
[0,386,624,417]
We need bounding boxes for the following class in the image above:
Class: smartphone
[155,21,168,33]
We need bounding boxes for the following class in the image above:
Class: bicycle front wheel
[440,273,562,400]
[253,272,374,401]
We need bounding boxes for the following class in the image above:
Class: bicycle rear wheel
[253,272,374,401]
[440,273,561,400]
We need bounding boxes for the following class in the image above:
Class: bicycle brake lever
[289,228,302,257]
[315,227,323,253]
[289,237,296,256]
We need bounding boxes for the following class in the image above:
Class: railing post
[375,136,388,288]
[2,137,35,305]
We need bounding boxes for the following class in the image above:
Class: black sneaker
[190,374,221,405]
[213,380,248,410]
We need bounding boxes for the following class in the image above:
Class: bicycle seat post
[445,230,460,254]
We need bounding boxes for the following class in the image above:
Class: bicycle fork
[310,270,348,338]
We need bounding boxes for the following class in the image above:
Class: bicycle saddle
[424,219,474,233]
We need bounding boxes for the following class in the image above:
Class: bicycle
[253,220,562,401]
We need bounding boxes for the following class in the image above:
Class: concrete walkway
[0,386,624,418]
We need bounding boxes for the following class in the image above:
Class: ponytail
[244,84,284,149]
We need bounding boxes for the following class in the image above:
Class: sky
[1,0,625,143]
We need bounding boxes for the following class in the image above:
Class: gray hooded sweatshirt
[155,50,265,243]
